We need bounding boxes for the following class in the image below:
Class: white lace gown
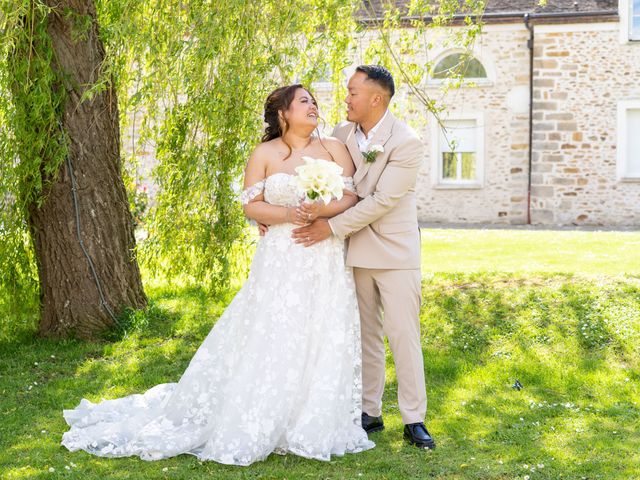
[61,173,374,466]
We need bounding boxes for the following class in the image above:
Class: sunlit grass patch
[1,230,639,478]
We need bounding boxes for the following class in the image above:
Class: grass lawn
[421,228,640,275]
[1,229,639,479]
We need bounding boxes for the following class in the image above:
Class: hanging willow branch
[0,0,488,340]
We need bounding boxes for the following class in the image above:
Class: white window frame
[617,100,640,181]
[620,0,640,42]
[431,112,485,189]
[310,81,333,93]
[427,48,493,88]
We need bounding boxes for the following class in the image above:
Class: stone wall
[414,26,532,225]
[123,21,640,227]
[329,22,640,226]
[528,25,640,226]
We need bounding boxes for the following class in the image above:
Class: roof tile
[357,0,618,19]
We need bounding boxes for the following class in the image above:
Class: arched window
[432,52,487,79]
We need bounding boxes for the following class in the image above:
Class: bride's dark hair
[262,84,307,143]
[262,84,333,161]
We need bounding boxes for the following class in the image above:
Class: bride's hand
[288,207,308,226]
[297,202,322,224]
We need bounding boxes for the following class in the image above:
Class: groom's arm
[328,136,423,240]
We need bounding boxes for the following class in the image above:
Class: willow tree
[0,0,147,340]
[0,0,485,341]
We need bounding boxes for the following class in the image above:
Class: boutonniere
[361,144,384,164]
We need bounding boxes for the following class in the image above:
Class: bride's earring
[316,116,327,135]
[278,112,288,133]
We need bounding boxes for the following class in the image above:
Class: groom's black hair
[355,65,395,98]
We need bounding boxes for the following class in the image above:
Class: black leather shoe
[403,423,436,449]
[361,412,384,434]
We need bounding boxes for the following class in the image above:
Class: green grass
[421,229,640,275]
[1,230,640,479]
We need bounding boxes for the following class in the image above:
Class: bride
[61,84,375,466]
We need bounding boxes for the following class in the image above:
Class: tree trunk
[27,0,147,339]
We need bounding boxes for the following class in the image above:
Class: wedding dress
[61,172,374,466]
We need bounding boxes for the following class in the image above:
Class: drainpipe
[524,13,534,225]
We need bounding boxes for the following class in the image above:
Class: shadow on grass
[2,274,639,479]
[402,273,640,478]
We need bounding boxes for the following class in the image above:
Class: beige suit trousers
[353,267,427,425]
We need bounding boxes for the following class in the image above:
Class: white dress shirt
[355,110,389,152]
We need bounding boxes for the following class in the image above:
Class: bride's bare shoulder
[251,139,280,158]
[319,136,348,156]
[320,136,346,148]
[247,139,281,171]
[319,136,354,176]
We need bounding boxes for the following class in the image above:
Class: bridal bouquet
[293,157,344,205]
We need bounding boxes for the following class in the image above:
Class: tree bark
[26,0,147,339]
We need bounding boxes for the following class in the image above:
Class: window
[632,0,640,40]
[308,65,334,92]
[432,115,484,187]
[432,52,487,80]
[621,0,640,41]
[617,101,640,180]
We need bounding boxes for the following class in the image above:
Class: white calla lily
[294,157,344,204]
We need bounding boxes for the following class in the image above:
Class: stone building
[339,0,640,226]
[124,0,640,227]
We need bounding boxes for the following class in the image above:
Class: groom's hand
[292,218,332,247]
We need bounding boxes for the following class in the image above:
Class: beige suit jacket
[329,111,423,269]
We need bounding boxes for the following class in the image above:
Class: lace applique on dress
[60,170,374,466]
[240,180,265,205]
[342,176,356,194]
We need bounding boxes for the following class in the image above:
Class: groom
[292,65,435,449]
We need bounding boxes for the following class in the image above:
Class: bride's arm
[312,187,358,219]
[242,147,302,226]
[297,138,358,220]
